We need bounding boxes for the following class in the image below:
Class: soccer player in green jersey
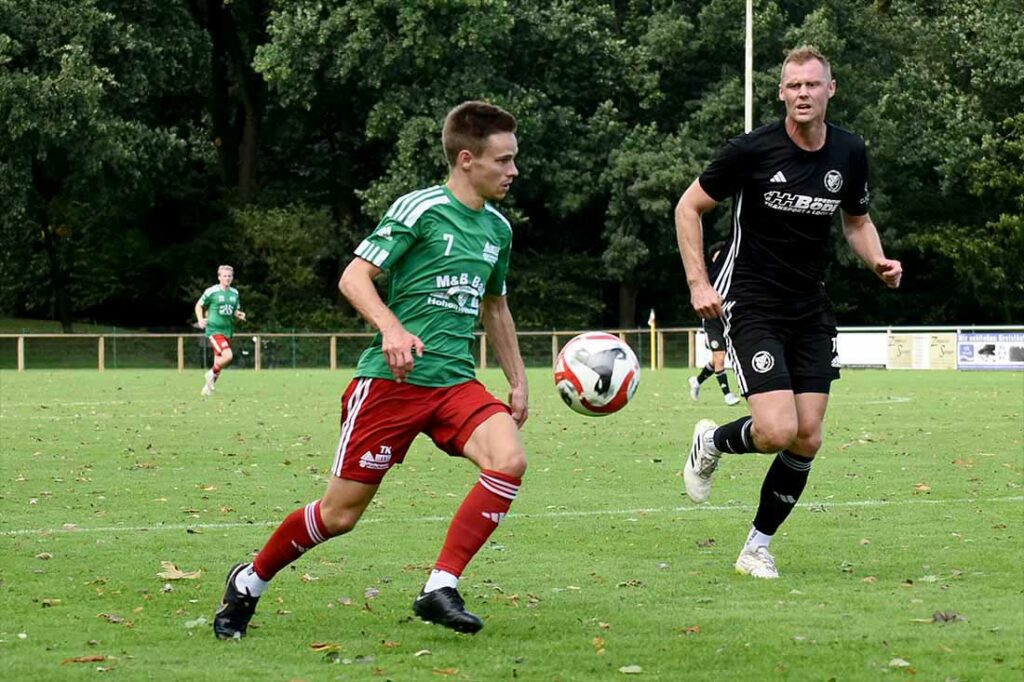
[214,101,529,638]
[195,265,246,396]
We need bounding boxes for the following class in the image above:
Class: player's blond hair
[217,265,234,274]
[780,45,832,82]
[442,101,517,168]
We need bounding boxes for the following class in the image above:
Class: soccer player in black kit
[674,46,902,579]
[688,241,742,407]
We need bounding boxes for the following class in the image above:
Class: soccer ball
[554,332,641,416]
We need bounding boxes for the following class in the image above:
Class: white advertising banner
[957,332,1024,371]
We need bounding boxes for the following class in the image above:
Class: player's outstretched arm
[675,179,723,318]
[481,295,528,428]
[841,211,903,289]
[339,258,424,382]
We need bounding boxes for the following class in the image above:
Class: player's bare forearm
[842,212,903,288]
[194,302,207,328]
[339,259,403,335]
[340,258,424,381]
[482,296,527,391]
[675,180,723,317]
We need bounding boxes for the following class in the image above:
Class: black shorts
[722,302,839,397]
[703,317,728,353]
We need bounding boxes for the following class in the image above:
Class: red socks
[434,469,521,576]
[252,501,330,580]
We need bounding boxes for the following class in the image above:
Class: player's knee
[792,431,823,457]
[483,445,527,479]
[755,421,798,452]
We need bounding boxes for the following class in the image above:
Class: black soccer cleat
[412,587,484,634]
[213,563,260,640]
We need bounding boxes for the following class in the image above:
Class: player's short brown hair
[780,45,832,82]
[442,101,517,168]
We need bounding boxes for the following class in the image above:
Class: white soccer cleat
[735,546,779,579]
[688,376,701,401]
[201,370,216,396]
[684,418,719,503]
[724,392,741,406]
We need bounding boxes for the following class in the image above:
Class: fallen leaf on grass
[63,655,106,664]
[598,622,612,630]
[301,574,319,583]
[35,552,52,560]
[184,616,208,629]
[684,625,701,635]
[433,668,459,676]
[157,561,201,580]
[41,598,62,607]
[382,640,399,648]
[414,649,431,657]
[619,665,643,674]
[913,483,931,494]
[311,642,342,652]
[862,576,877,584]
[888,658,911,668]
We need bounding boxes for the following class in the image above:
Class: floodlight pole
[745,0,753,133]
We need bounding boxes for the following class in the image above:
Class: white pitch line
[2,495,1020,537]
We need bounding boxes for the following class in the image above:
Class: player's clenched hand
[874,258,902,289]
[508,385,529,428]
[690,282,723,319]
[381,324,424,383]
[197,318,208,329]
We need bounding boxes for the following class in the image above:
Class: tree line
[1,0,1021,332]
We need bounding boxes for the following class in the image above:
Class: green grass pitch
[1,368,1021,680]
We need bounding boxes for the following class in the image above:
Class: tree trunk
[618,281,638,329]
[40,225,73,333]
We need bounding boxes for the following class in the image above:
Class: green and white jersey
[198,285,241,338]
[353,185,513,387]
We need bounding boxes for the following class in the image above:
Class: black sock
[712,416,755,454]
[715,371,731,395]
[753,450,813,535]
[696,362,714,384]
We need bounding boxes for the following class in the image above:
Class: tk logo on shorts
[752,350,775,374]
[710,339,720,350]
[824,170,843,193]
[359,444,393,470]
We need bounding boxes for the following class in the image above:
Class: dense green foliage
[1,0,1021,331]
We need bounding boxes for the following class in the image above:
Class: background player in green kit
[195,265,246,396]
[214,101,529,638]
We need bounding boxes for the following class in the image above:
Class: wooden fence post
[98,337,105,372]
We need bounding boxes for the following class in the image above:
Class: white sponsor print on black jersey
[763,191,842,216]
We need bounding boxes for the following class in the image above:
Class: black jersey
[698,120,870,309]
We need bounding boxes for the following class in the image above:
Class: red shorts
[331,378,511,484]
[209,334,231,356]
